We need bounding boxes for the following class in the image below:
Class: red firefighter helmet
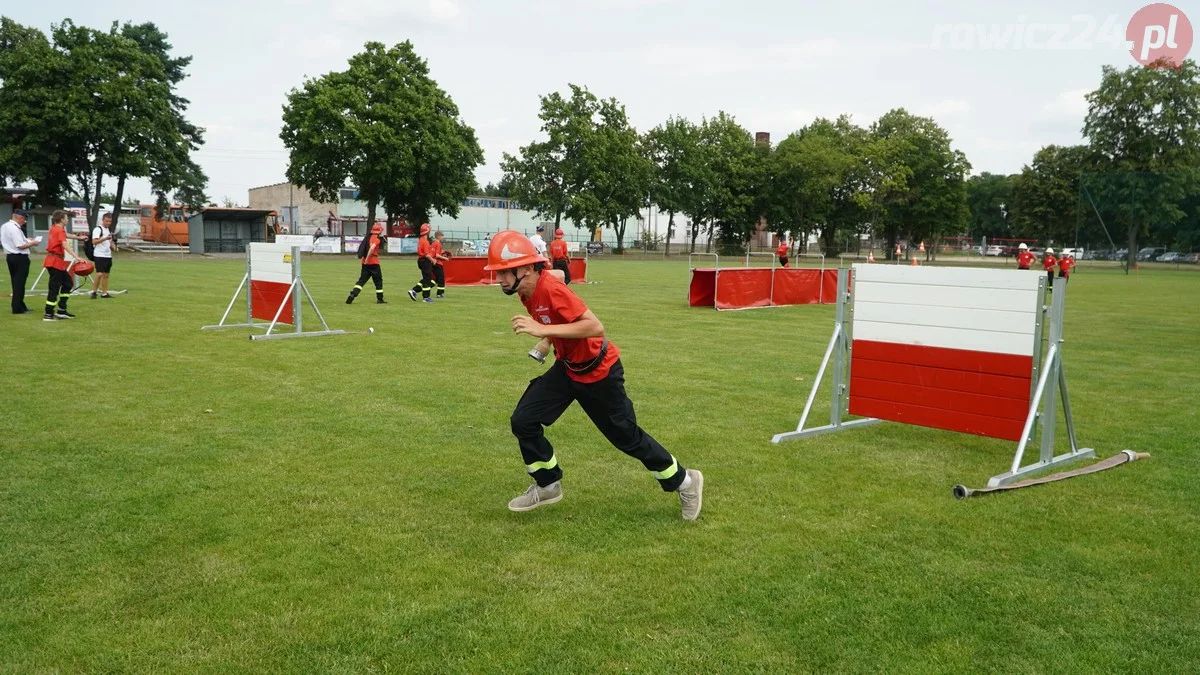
[554,228,564,238]
[483,230,548,271]
[371,223,384,234]
[419,223,431,236]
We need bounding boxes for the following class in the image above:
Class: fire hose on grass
[953,450,1150,499]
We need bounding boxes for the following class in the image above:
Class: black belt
[558,338,608,375]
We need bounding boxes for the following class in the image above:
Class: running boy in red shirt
[1042,248,1058,289]
[484,230,704,520]
[775,239,790,268]
[1016,243,1035,270]
[548,228,571,284]
[1058,253,1074,284]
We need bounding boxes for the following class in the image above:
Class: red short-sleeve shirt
[521,270,619,383]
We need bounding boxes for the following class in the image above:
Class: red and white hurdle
[773,264,1098,488]
[202,243,364,341]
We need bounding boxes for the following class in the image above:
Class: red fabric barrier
[688,267,841,309]
[440,257,589,286]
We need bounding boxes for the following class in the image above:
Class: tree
[1083,59,1200,271]
[281,40,483,228]
[568,96,650,251]
[644,116,702,255]
[868,109,970,260]
[698,112,756,253]
[0,18,81,204]
[1008,146,1090,245]
[501,84,598,231]
[966,172,1016,241]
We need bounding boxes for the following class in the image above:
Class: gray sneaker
[507,481,563,512]
[679,469,703,521]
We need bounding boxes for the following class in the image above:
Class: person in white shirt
[3,209,41,314]
[90,212,116,299]
[529,224,548,257]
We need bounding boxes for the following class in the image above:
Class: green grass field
[3,256,1199,672]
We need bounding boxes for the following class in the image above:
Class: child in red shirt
[408,224,436,303]
[431,231,450,299]
[346,223,386,304]
[1058,254,1075,283]
[484,230,704,520]
[1042,248,1058,289]
[548,228,572,284]
[42,210,87,321]
[775,240,790,267]
[1016,243,1035,270]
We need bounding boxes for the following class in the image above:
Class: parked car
[1136,246,1166,261]
[984,245,1003,256]
[1159,251,1183,263]
[1183,253,1200,264]
[1114,248,1128,261]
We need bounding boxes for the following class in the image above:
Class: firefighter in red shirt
[775,239,790,267]
[346,223,386,304]
[408,224,437,303]
[1058,253,1075,284]
[42,210,87,321]
[1016,243,1035,270]
[1042,248,1058,289]
[430,230,450,299]
[484,230,704,520]
[548,228,571,284]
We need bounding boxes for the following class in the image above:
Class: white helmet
[1018,243,1028,250]
[1045,248,1054,255]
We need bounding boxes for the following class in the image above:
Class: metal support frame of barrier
[201,245,352,341]
[772,268,881,442]
[987,277,1094,486]
[742,251,777,308]
[687,252,719,302]
[27,258,129,296]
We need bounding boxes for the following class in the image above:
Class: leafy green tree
[644,116,702,255]
[1083,59,1200,270]
[281,40,483,228]
[1009,146,1091,245]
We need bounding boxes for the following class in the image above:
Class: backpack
[357,234,383,259]
[83,227,97,261]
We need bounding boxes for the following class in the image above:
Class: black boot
[376,293,386,304]
[346,288,360,304]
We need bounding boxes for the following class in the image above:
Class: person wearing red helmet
[346,223,387,304]
[408,223,437,303]
[547,227,571,284]
[430,230,450,299]
[485,230,704,520]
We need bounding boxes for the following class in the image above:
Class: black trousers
[1047,270,1055,288]
[552,259,571,285]
[432,264,445,296]
[779,256,789,268]
[411,259,434,298]
[510,358,685,492]
[7,253,29,313]
[350,264,384,299]
[1058,271,1069,284]
[44,267,71,315]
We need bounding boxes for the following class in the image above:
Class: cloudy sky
[8,0,1161,204]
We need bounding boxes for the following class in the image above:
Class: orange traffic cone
[894,243,902,256]
[910,256,919,267]
[867,251,875,263]
[918,241,926,253]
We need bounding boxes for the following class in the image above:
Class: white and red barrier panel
[847,265,1041,441]
[441,257,588,286]
[689,268,842,309]
[249,244,296,324]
